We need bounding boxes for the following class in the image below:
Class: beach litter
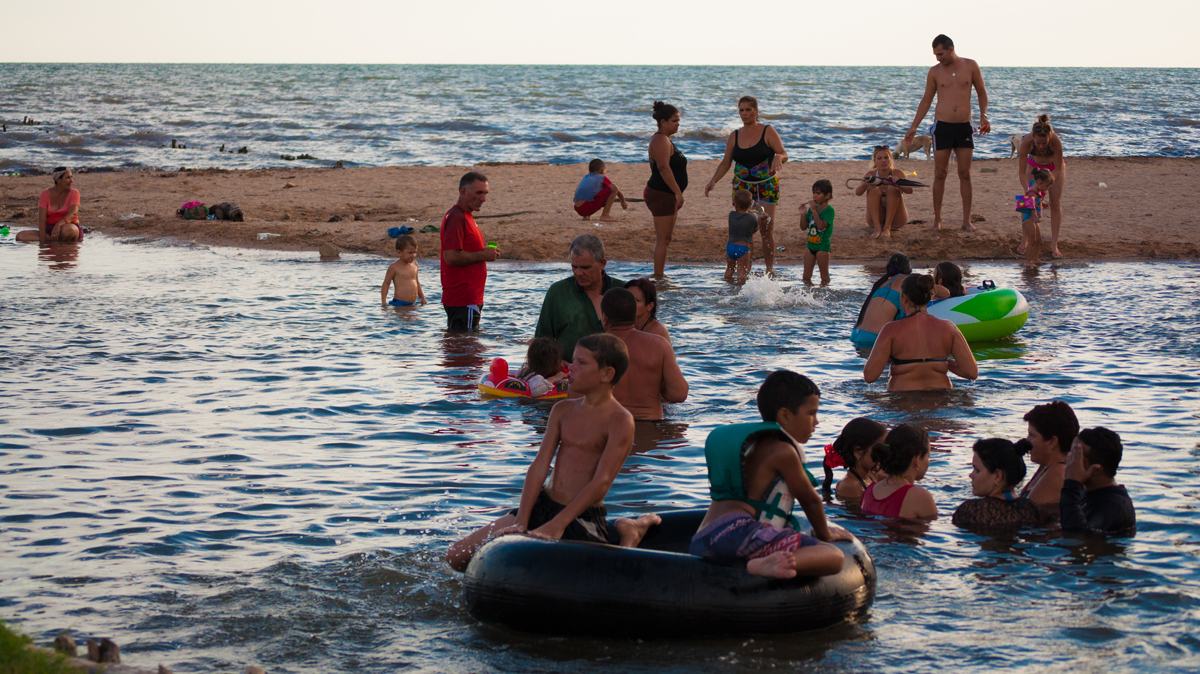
[1099,182,1108,188]
[257,233,281,240]
[119,213,146,220]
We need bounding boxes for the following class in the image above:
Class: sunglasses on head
[1033,124,1050,134]
[874,145,890,151]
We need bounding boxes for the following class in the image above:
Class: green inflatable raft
[927,283,1029,342]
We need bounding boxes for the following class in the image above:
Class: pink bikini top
[1026,155,1056,172]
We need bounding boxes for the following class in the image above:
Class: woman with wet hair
[932,261,965,298]
[1016,114,1066,258]
[860,424,937,519]
[1019,400,1080,508]
[952,438,1047,531]
[863,274,978,391]
[850,252,912,349]
[645,101,688,277]
[624,277,671,343]
[822,417,888,503]
[16,167,82,243]
[703,96,789,274]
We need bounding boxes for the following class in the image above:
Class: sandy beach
[3,157,1198,262]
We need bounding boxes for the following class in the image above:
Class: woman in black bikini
[863,274,978,391]
[1016,114,1066,258]
[704,96,788,274]
[1019,400,1079,510]
[645,101,688,277]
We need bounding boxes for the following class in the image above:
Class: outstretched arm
[705,133,737,197]
[905,71,938,144]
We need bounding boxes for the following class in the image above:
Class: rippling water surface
[2,235,1199,672]
[1,64,1198,171]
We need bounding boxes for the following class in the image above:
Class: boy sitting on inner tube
[691,371,853,578]
[446,334,661,572]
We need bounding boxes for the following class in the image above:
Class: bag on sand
[209,202,244,222]
[177,201,208,220]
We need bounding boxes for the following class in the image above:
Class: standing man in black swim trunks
[903,34,990,232]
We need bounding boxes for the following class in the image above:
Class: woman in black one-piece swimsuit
[645,101,687,277]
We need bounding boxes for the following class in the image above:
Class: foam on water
[720,276,822,308]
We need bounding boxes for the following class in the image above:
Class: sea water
[1,64,1198,172]
[1,235,1199,672]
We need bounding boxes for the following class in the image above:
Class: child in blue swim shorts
[381,235,427,307]
[725,189,763,283]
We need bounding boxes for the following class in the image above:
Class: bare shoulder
[600,397,635,431]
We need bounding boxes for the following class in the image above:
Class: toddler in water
[724,189,763,283]
[515,338,568,398]
[1015,168,1055,267]
[380,235,427,307]
[802,179,834,286]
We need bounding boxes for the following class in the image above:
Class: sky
[3,0,1197,67]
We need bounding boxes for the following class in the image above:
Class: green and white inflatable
[927,283,1029,342]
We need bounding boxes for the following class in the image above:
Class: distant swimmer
[644,101,687,278]
[903,34,990,232]
[17,167,83,244]
[704,96,789,275]
[573,159,628,222]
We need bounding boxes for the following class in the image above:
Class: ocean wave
[759,113,794,120]
[829,125,894,134]
[276,121,305,129]
[128,131,168,141]
[0,157,27,169]
[679,127,732,142]
[164,119,200,127]
[47,133,89,147]
[1168,118,1200,127]
[597,131,649,141]
[92,96,126,104]
[548,132,582,142]
[409,120,499,133]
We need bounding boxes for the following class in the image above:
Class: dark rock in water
[353,214,365,221]
[319,243,340,259]
[53,632,77,656]
[219,144,225,152]
[237,146,249,154]
[86,638,121,663]
[297,154,317,160]
[328,215,343,223]
[281,154,296,161]
[171,139,177,148]
[333,160,344,168]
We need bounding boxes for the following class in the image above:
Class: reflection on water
[1,236,1199,672]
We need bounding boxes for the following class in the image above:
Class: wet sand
[2,157,1197,262]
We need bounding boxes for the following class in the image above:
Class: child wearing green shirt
[803,179,834,286]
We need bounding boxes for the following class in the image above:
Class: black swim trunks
[509,490,611,543]
[931,121,975,151]
[444,304,482,331]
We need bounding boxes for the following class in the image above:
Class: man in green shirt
[534,234,624,362]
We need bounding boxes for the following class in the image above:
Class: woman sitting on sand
[703,96,788,274]
[17,167,82,244]
[1019,400,1079,510]
[854,145,911,239]
[860,424,938,519]
[932,261,966,299]
[1016,114,1066,258]
[952,438,1047,531]
[851,252,912,349]
[625,277,671,343]
[863,274,978,391]
[645,101,688,278]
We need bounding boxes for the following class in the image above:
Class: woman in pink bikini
[1015,115,1065,258]
[860,424,938,519]
[17,167,83,244]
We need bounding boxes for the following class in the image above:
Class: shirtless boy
[573,159,628,222]
[600,287,688,422]
[380,235,427,307]
[903,34,990,232]
[446,334,660,572]
[690,371,852,578]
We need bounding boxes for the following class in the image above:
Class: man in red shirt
[440,172,497,330]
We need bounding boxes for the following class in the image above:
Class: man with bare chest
[904,34,990,232]
[601,287,688,422]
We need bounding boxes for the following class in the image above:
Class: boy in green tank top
[803,179,834,286]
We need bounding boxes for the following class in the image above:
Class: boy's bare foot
[615,513,661,547]
[598,215,620,222]
[746,551,798,579]
[880,229,891,239]
[870,228,881,239]
[961,222,977,232]
[929,219,943,231]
